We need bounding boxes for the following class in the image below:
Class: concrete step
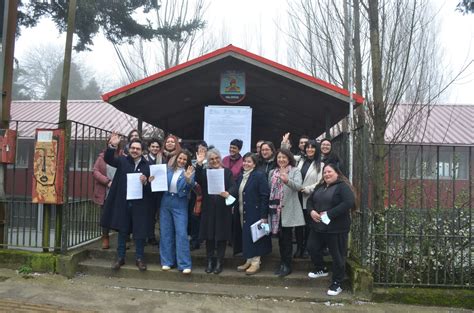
[92,236,331,272]
[73,270,354,303]
[78,257,331,288]
[88,248,324,272]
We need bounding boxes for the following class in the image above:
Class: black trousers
[278,226,293,266]
[307,229,348,283]
[294,209,311,250]
[206,239,227,259]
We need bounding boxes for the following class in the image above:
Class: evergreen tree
[457,0,474,13]
[18,0,158,52]
[43,61,100,100]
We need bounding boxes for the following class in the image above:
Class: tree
[113,0,209,85]
[456,0,474,13]
[43,61,101,100]
[18,0,157,52]
[14,43,63,99]
[11,60,33,100]
[154,0,207,69]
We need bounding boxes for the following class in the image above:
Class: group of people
[93,129,355,296]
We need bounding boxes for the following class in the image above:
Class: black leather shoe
[190,242,200,251]
[213,258,223,274]
[147,238,158,246]
[112,258,125,270]
[136,259,147,271]
[205,258,214,273]
[274,264,284,276]
[278,264,292,277]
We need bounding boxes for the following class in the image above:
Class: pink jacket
[222,155,243,181]
[92,152,110,205]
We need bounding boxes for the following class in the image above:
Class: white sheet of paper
[250,220,267,243]
[126,173,143,200]
[225,194,236,206]
[150,164,168,192]
[321,212,331,225]
[206,168,225,195]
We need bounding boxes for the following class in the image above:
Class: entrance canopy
[102,45,363,144]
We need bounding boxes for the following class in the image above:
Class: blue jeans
[160,193,191,270]
[117,232,145,260]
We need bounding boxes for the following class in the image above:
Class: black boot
[205,258,214,273]
[213,258,223,274]
[274,263,284,276]
[293,247,303,259]
[278,263,292,277]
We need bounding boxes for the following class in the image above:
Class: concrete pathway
[0,269,470,313]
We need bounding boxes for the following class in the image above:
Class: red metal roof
[10,100,152,138]
[386,104,474,145]
[102,44,364,104]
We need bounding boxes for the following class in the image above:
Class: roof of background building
[10,100,155,138]
[386,104,474,146]
[10,101,474,146]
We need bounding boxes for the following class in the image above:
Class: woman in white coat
[294,140,322,258]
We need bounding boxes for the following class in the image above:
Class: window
[13,139,33,169]
[69,141,102,171]
[399,146,469,180]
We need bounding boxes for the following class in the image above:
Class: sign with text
[204,106,252,157]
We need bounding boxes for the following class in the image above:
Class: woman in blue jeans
[156,150,195,274]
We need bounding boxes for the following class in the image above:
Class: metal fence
[1,120,112,252]
[348,131,473,288]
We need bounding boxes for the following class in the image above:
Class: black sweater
[307,179,355,233]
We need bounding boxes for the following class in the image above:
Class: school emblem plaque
[220,71,245,104]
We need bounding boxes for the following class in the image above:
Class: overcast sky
[14,0,474,104]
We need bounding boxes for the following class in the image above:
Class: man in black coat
[101,134,152,271]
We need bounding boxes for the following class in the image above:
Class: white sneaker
[182,269,192,274]
[327,283,343,296]
[308,270,329,278]
[162,265,171,271]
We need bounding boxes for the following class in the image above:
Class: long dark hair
[305,139,321,171]
[320,138,341,167]
[317,163,357,210]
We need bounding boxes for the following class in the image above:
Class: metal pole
[347,0,354,183]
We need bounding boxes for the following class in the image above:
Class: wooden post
[57,0,77,253]
[0,0,18,248]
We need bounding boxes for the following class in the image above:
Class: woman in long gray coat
[268,148,305,277]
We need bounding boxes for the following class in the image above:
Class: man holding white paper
[100,133,152,272]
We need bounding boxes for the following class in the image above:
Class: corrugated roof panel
[10,100,155,138]
[386,104,474,145]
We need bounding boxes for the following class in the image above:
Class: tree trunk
[368,0,386,212]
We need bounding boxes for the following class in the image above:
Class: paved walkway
[0,269,470,313]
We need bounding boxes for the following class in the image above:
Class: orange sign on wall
[32,129,65,204]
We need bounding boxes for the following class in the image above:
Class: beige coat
[268,167,305,227]
[297,158,322,209]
